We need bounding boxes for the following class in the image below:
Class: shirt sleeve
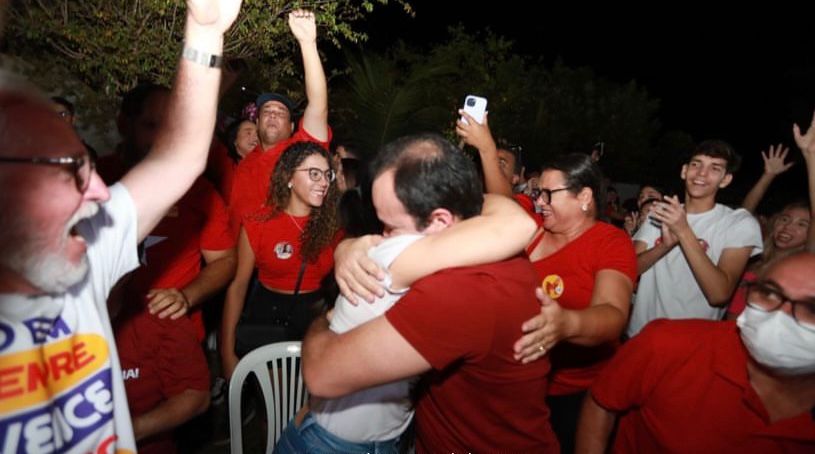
[595,227,638,283]
[85,183,140,298]
[293,119,333,149]
[633,216,660,248]
[590,320,672,410]
[723,209,763,257]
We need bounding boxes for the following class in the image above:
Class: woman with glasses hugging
[221,141,341,379]
[513,153,638,454]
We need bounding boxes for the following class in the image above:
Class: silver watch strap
[182,46,223,68]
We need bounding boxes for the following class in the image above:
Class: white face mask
[737,305,815,376]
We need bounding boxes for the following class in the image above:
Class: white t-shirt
[310,234,423,442]
[0,184,139,454]
[627,204,762,337]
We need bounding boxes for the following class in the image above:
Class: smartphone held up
[460,95,487,125]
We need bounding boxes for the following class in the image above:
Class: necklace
[286,212,304,233]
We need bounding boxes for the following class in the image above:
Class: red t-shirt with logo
[530,222,637,395]
[115,306,209,454]
[243,210,339,292]
[229,120,331,221]
[129,178,236,339]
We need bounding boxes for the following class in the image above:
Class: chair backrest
[228,341,308,454]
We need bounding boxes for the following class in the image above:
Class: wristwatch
[182,46,223,68]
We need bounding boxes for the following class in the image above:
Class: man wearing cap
[229,9,330,220]
[576,252,815,453]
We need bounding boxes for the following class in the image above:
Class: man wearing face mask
[576,252,815,453]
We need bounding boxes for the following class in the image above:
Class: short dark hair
[687,139,741,174]
[50,96,74,115]
[496,141,523,175]
[371,133,483,229]
[541,153,606,219]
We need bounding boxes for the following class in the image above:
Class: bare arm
[220,228,254,379]
[456,111,513,197]
[575,393,617,454]
[389,194,536,288]
[148,247,237,319]
[741,144,793,214]
[635,228,677,275]
[651,197,753,306]
[303,314,430,398]
[290,10,328,141]
[133,389,210,441]
[793,110,815,252]
[515,270,633,362]
[121,1,242,241]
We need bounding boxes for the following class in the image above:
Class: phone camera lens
[466,98,476,107]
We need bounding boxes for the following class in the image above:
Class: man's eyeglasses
[295,167,336,183]
[744,280,815,331]
[537,187,573,205]
[0,155,94,192]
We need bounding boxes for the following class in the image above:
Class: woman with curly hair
[221,141,340,378]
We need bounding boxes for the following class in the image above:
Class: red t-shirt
[530,222,637,395]
[129,178,236,339]
[115,307,210,454]
[386,257,558,453]
[205,138,238,202]
[243,210,339,292]
[229,120,331,221]
[591,319,815,453]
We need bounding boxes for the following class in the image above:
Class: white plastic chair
[228,341,308,453]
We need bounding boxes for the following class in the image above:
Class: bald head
[761,252,815,302]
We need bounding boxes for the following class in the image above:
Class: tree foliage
[6,0,410,95]
[332,26,673,182]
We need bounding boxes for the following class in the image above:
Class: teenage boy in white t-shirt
[628,140,763,337]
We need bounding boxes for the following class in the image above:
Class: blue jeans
[273,412,401,454]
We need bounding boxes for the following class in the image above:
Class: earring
[581,203,588,212]
[287,182,293,189]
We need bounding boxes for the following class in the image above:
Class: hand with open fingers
[513,288,571,364]
[762,143,793,176]
[186,0,242,34]
[651,196,688,236]
[147,288,191,320]
[334,235,386,305]
[288,9,317,43]
[456,111,495,152]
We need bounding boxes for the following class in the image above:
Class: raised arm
[741,144,793,214]
[389,194,536,288]
[290,9,328,141]
[652,196,752,306]
[793,110,815,252]
[456,112,513,197]
[121,0,242,241]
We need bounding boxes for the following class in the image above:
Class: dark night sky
[359,3,815,194]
